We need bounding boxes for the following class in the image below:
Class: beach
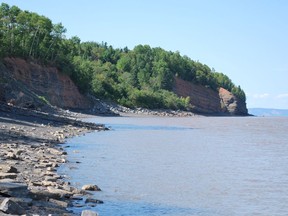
[0,104,106,215]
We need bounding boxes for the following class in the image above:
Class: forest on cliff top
[0,3,246,110]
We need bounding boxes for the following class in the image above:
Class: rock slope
[2,58,91,109]
[173,77,248,115]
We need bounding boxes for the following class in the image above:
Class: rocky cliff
[0,58,248,115]
[173,77,248,115]
[0,58,92,110]
[219,87,248,115]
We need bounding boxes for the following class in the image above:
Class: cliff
[0,58,248,115]
[173,77,248,115]
[0,58,92,110]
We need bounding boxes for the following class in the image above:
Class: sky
[2,0,288,109]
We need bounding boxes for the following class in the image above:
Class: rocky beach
[0,103,106,216]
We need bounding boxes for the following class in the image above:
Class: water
[60,116,288,216]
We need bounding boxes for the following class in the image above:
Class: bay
[60,116,288,216]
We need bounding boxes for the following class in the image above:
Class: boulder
[42,180,56,187]
[47,186,73,198]
[0,173,17,180]
[9,197,33,209]
[85,198,104,204]
[30,189,60,200]
[0,198,25,215]
[6,153,18,160]
[81,184,101,191]
[0,165,18,173]
[0,182,28,197]
[49,198,69,208]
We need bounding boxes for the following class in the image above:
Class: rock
[9,197,33,209]
[71,194,83,200]
[174,77,248,115]
[47,186,73,198]
[0,173,17,180]
[85,198,104,204]
[14,149,23,156]
[81,184,101,191]
[47,147,63,155]
[0,181,28,197]
[219,87,248,115]
[81,210,99,216]
[0,198,25,215]
[0,165,18,173]
[30,189,60,200]
[6,153,18,160]
[44,176,58,182]
[73,203,85,208]
[49,198,69,208]
[42,180,56,187]
[47,167,56,171]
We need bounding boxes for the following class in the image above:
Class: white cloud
[247,92,288,109]
[276,93,288,99]
[251,93,270,99]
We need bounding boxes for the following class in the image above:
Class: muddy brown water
[60,116,288,216]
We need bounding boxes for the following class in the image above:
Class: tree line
[0,3,246,110]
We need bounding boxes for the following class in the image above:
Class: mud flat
[0,104,106,216]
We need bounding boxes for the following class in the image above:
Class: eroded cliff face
[1,58,92,109]
[0,58,248,115]
[173,77,248,115]
[173,77,222,114]
[219,87,248,115]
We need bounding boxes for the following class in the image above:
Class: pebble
[0,105,106,215]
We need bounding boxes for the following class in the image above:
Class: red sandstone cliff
[173,77,248,115]
[0,58,92,109]
[0,58,248,115]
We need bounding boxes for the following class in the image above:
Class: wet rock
[0,198,25,215]
[85,198,104,204]
[73,203,85,208]
[81,210,99,216]
[71,194,83,200]
[82,184,101,191]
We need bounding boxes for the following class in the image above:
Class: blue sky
[3,0,288,109]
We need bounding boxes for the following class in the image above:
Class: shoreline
[0,103,251,215]
[0,104,106,215]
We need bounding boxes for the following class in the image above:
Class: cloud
[247,92,288,109]
[251,93,270,99]
[276,93,288,99]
